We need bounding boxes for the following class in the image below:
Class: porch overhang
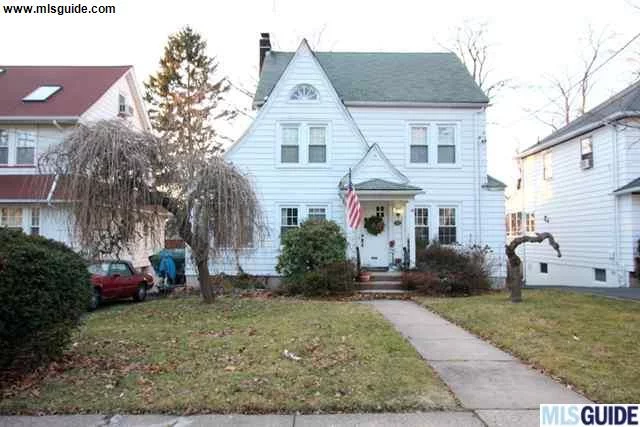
[340,178,424,201]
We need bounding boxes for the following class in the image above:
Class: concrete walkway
[367,300,591,427]
[0,412,485,426]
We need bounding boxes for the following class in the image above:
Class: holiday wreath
[364,215,384,235]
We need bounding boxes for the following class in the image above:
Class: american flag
[346,170,363,229]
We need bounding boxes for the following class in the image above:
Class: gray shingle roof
[614,177,640,194]
[255,51,489,105]
[522,80,640,155]
[351,179,422,192]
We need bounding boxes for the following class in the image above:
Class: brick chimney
[259,33,271,72]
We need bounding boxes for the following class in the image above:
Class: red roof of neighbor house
[0,66,131,118]
[0,175,70,201]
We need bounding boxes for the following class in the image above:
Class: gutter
[343,101,489,108]
[519,110,640,158]
[254,100,489,109]
[0,116,79,124]
[613,186,640,196]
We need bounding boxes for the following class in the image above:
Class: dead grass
[417,290,640,403]
[1,297,455,414]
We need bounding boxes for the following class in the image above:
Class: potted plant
[358,270,371,282]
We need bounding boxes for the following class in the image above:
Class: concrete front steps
[358,271,407,293]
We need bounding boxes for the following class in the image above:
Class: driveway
[528,286,640,301]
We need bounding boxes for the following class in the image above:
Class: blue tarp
[158,250,177,282]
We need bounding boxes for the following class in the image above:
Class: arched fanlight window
[290,84,319,101]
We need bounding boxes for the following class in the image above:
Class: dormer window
[290,84,319,101]
[23,85,62,102]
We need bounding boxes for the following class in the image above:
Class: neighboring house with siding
[189,34,507,283]
[507,80,640,287]
[0,65,162,270]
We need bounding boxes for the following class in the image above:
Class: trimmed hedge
[404,241,492,295]
[283,261,357,297]
[0,228,91,372]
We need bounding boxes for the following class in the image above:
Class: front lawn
[1,297,455,414]
[417,290,640,403]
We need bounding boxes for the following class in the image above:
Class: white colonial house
[507,81,640,288]
[0,65,163,270]
[196,34,506,282]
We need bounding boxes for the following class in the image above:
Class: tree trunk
[195,254,216,303]
[507,261,523,303]
[505,232,561,303]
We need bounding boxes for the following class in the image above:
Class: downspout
[472,111,480,243]
[46,175,59,207]
[611,124,622,286]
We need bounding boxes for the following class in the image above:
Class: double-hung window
[0,130,8,165]
[438,207,457,244]
[543,151,553,180]
[280,207,299,238]
[437,125,456,164]
[31,207,40,236]
[526,213,535,233]
[1,208,22,230]
[307,207,326,221]
[414,208,429,248]
[409,126,428,164]
[281,126,299,163]
[580,137,593,169]
[308,126,326,163]
[16,131,36,165]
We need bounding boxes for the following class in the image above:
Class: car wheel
[134,284,147,302]
[89,288,101,311]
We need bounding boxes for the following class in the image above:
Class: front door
[360,203,389,268]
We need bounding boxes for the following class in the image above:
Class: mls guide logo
[540,404,640,426]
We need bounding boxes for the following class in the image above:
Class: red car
[88,260,154,310]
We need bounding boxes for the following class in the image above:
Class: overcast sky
[2,0,639,183]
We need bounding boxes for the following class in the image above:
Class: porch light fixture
[393,206,403,225]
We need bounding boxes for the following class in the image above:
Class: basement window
[23,85,62,102]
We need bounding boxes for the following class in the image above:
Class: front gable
[345,143,408,186]
[225,40,369,162]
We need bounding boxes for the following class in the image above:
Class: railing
[402,238,410,270]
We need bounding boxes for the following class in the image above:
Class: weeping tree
[505,233,561,303]
[41,120,266,303]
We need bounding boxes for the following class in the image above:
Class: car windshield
[88,262,110,276]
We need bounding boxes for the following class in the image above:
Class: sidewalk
[0,412,484,426]
[367,300,591,427]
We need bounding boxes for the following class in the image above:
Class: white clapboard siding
[207,43,505,278]
[517,124,639,287]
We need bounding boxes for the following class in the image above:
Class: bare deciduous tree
[505,233,561,303]
[447,21,509,101]
[41,120,266,303]
[533,26,614,130]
